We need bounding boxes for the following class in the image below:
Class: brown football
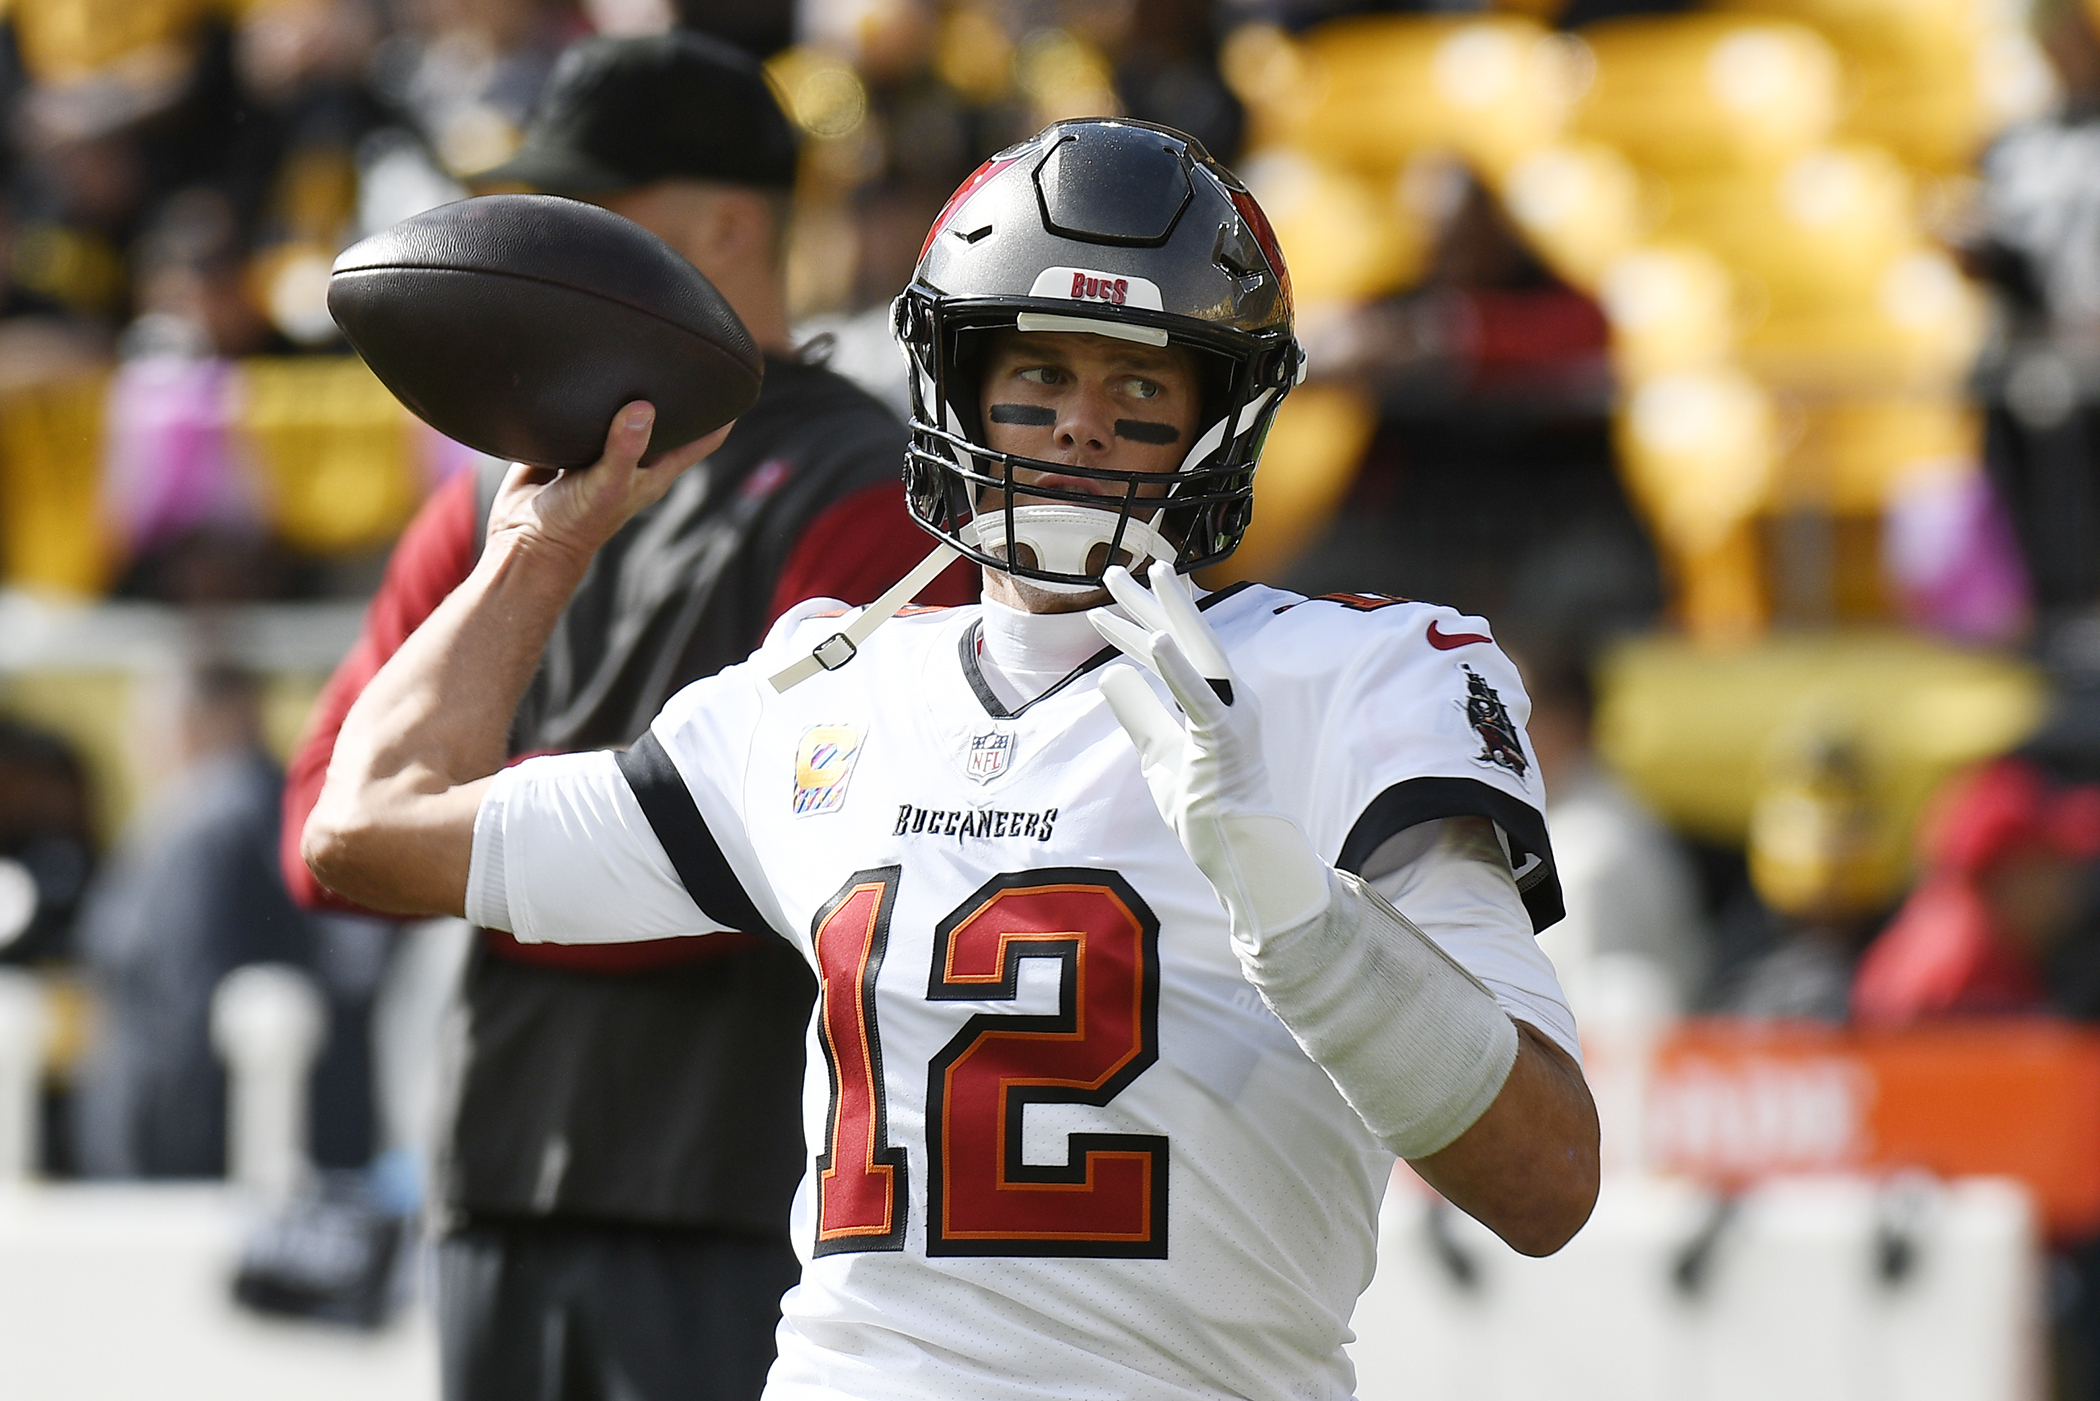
[328,194,763,468]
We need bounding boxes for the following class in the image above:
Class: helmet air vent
[1212,216,1261,277]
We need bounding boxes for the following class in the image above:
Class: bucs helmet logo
[1459,667,1528,777]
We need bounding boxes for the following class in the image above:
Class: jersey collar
[955,580,1259,720]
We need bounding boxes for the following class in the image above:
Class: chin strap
[959,506,1171,594]
[769,541,963,692]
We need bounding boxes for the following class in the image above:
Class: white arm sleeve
[464,752,735,944]
[1363,815,1582,1066]
[1237,865,1519,1160]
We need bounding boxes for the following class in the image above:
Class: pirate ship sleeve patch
[1456,665,1528,778]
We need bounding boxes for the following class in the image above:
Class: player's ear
[711,187,776,265]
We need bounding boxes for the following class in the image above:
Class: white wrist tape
[1234,866,1520,1160]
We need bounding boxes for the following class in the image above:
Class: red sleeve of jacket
[280,469,483,913]
[767,479,979,622]
[282,473,976,967]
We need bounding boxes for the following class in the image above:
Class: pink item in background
[414,419,496,493]
[1884,466,2031,645]
[100,357,261,557]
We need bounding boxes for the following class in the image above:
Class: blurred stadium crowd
[11,0,2100,1389]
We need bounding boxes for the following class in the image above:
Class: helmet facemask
[900,294,1290,592]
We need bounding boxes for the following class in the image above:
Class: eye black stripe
[1114,420,1179,445]
[989,404,1056,426]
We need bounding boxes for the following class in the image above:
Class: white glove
[1089,563,1332,942]
[1092,564,1519,1158]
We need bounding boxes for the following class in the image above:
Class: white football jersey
[472,582,1571,1401]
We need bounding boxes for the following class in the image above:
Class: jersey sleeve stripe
[1338,776,1565,934]
[614,730,782,940]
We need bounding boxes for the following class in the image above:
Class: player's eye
[1122,377,1161,399]
[1018,366,1064,386]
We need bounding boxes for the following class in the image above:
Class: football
[328,194,764,468]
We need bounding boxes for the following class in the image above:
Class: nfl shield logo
[966,732,1014,784]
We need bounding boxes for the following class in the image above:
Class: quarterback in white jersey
[306,119,1599,1400]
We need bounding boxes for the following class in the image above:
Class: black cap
[473,31,799,195]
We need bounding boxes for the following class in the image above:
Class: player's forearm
[1411,1024,1599,1256]
[303,530,589,915]
[1234,868,1596,1254]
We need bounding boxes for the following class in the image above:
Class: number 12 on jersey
[811,866,1168,1259]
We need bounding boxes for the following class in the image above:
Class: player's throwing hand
[487,401,730,570]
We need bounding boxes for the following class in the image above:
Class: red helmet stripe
[919,156,1022,263]
[1228,188,1292,310]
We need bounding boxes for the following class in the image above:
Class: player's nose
[1052,386,1114,463]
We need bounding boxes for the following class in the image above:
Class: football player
[306,119,1599,1399]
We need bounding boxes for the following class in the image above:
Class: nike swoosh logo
[1426,621,1490,650]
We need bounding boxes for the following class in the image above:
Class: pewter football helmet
[894,119,1302,591]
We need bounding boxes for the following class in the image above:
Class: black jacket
[446,355,911,1231]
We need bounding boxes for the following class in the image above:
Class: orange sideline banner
[1643,1018,2100,1237]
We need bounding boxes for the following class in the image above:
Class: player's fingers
[1103,565,1172,636]
[1088,607,1157,669]
[1145,561,1230,681]
[1150,631,1233,721]
[1099,667,1186,772]
[596,401,656,477]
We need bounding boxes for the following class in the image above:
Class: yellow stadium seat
[1235,150,1431,306]
[1596,629,2042,867]
[1597,242,1739,378]
[1232,16,1575,179]
[1615,367,1776,641]
[237,357,424,557]
[1717,0,2054,171]
[1571,16,1839,174]
[1659,146,1915,310]
[1497,140,1653,291]
[0,371,113,596]
[7,0,212,84]
[1739,247,1985,390]
[1779,396,1979,515]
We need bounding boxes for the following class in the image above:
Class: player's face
[976,330,1202,504]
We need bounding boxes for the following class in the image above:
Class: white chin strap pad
[963,504,1172,593]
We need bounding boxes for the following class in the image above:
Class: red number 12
[810,867,1166,1259]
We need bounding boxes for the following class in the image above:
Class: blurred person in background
[281,31,973,1401]
[1712,729,1898,1021]
[70,661,373,1177]
[1850,655,2100,1401]
[234,0,392,350]
[1852,754,2100,1022]
[1279,168,1645,632]
[0,144,110,388]
[364,0,578,181]
[1518,646,1708,1023]
[0,717,93,1174]
[1854,642,2100,1024]
[103,188,300,604]
[4,0,289,327]
[0,718,95,971]
[1968,0,2100,638]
